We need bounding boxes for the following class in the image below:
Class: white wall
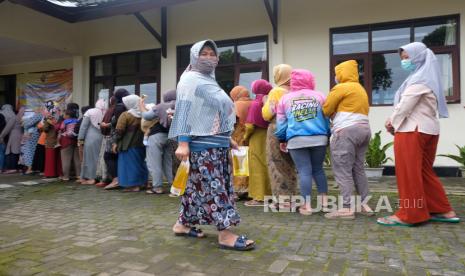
[74,0,274,97]
[0,1,78,54]
[0,58,73,75]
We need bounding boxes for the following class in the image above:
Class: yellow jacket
[323,60,369,131]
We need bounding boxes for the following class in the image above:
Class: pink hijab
[84,99,107,129]
[245,79,272,128]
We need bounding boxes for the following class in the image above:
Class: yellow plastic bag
[170,160,190,196]
[232,146,249,177]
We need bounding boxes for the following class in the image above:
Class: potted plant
[438,145,465,178]
[365,131,393,179]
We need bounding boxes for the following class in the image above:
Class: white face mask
[334,76,339,84]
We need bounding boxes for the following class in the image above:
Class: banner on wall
[16,69,73,111]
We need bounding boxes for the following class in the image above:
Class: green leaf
[365,131,393,167]
[438,144,465,166]
[438,154,465,166]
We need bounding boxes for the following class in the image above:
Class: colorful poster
[16,69,73,111]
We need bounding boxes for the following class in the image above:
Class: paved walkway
[0,174,464,276]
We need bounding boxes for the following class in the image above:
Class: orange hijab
[230,86,252,125]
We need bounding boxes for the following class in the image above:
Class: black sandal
[174,227,206,238]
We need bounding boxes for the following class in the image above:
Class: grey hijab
[151,90,176,128]
[168,39,235,139]
[394,42,449,118]
[0,104,15,120]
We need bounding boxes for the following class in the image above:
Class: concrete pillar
[72,56,86,107]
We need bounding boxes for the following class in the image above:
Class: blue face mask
[401,59,416,72]
[334,76,339,84]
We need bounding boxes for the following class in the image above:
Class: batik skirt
[178,147,241,231]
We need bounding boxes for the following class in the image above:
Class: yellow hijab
[273,64,292,88]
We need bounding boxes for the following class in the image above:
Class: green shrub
[365,131,393,168]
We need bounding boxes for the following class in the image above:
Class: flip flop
[377,216,414,227]
[104,182,119,190]
[324,210,355,220]
[244,200,264,207]
[321,205,331,213]
[429,215,461,223]
[174,227,206,238]
[146,189,164,195]
[360,207,375,217]
[219,235,255,251]
[298,207,312,216]
[122,187,140,192]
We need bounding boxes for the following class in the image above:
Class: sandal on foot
[104,182,119,190]
[219,235,255,251]
[81,180,96,185]
[146,188,164,195]
[429,215,460,223]
[298,207,312,216]
[95,182,109,187]
[278,202,294,211]
[122,186,140,192]
[174,227,206,238]
[360,206,375,217]
[325,210,355,220]
[244,200,264,207]
[376,216,414,227]
[321,205,331,213]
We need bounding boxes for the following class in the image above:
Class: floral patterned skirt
[178,147,241,231]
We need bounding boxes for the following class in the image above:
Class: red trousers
[394,131,452,223]
[44,147,63,177]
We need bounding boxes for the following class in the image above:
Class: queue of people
[0,39,460,252]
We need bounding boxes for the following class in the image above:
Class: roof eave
[7,0,197,23]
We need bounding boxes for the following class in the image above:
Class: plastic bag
[232,146,249,177]
[170,160,190,196]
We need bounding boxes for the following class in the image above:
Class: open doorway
[0,75,16,108]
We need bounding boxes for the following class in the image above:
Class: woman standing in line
[262,64,299,209]
[113,94,148,192]
[275,69,330,215]
[378,42,460,226]
[140,89,177,194]
[78,99,106,185]
[0,105,19,173]
[229,86,252,196]
[169,40,254,251]
[243,80,272,207]
[20,109,42,175]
